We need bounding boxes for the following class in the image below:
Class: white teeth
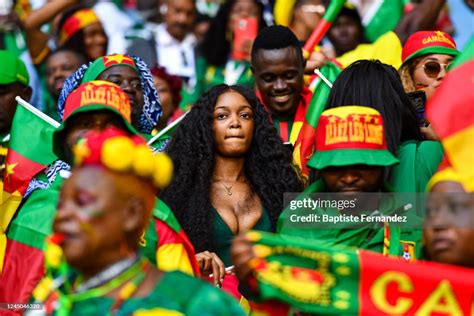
[274,95,290,102]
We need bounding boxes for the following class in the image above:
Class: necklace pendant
[227,191,232,196]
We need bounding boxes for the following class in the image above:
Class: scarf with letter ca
[246,231,474,315]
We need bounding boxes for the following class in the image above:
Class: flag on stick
[293,62,341,176]
[1,97,59,272]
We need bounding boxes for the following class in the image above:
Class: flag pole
[314,69,333,88]
[147,111,190,145]
[15,96,61,128]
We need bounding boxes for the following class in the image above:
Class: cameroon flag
[0,98,59,272]
[293,62,341,176]
[247,231,474,315]
[142,199,200,276]
[426,36,474,191]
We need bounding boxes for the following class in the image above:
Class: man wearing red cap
[278,106,423,260]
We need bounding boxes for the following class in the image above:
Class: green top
[180,57,254,109]
[213,207,271,266]
[391,140,443,193]
[278,179,423,260]
[65,270,244,315]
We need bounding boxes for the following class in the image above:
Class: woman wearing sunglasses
[399,31,459,99]
[399,31,459,140]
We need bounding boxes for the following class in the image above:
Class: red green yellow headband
[82,54,138,83]
[59,8,100,45]
[73,128,173,189]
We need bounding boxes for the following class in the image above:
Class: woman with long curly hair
[162,84,303,287]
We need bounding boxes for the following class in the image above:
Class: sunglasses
[416,61,451,78]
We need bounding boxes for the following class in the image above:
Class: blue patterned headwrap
[57,54,162,134]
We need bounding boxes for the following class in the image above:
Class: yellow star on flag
[5,162,17,177]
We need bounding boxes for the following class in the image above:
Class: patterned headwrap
[57,54,162,134]
[59,8,100,45]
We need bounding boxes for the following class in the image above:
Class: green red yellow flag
[0,98,59,272]
[361,0,409,42]
[293,62,341,176]
[426,36,474,192]
[247,231,474,315]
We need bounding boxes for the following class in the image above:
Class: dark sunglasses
[416,61,451,78]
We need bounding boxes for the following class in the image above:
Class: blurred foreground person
[424,168,474,268]
[28,128,244,315]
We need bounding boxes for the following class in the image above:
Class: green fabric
[41,89,61,122]
[306,62,342,128]
[141,132,171,152]
[7,175,63,249]
[153,199,182,232]
[450,35,474,70]
[60,270,245,315]
[179,57,254,109]
[3,30,27,56]
[0,49,29,85]
[9,102,58,164]
[213,207,271,266]
[363,0,403,43]
[308,148,399,170]
[391,140,443,193]
[278,179,423,259]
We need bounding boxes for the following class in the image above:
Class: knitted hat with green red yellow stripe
[307,106,399,170]
[59,8,101,45]
[401,31,459,66]
[82,54,139,83]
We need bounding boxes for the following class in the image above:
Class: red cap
[402,31,459,65]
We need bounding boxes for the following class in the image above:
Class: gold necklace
[218,181,233,196]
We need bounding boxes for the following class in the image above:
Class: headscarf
[57,54,162,134]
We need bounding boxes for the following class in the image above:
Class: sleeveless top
[212,207,271,266]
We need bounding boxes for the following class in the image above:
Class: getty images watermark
[288,197,410,225]
[281,192,425,229]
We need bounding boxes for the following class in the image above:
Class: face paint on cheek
[79,220,98,242]
[78,209,104,221]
